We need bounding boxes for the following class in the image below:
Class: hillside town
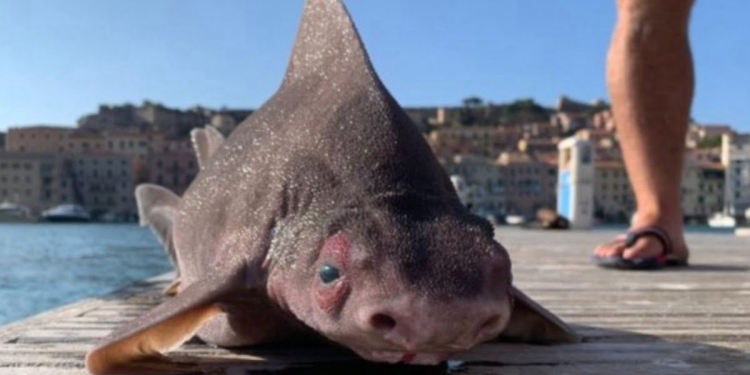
[0,96,748,225]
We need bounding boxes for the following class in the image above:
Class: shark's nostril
[370,313,397,332]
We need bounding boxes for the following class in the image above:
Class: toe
[621,237,664,260]
[594,238,627,257]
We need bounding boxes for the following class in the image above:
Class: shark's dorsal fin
[190,126,225,170]
[282,0,379,89]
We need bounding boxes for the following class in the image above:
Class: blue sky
[1,0,748,132]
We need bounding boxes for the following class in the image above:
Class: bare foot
[594,213,689,262]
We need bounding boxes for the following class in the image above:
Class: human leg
[593,0,694,265]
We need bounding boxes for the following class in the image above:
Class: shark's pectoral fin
[495,286,580,344]
[135,184,181,279]
[86,304,219,375]
[85,274,242,375]
[190,126,225,170]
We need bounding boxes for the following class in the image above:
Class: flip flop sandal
[591,226,688,270]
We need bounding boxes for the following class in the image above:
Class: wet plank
[0,228,748,374]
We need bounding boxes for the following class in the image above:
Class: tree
[462,96,484,108]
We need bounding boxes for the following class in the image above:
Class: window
[580,145,592,164]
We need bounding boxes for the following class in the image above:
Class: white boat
[41,204,91,223]
[0,201,33,223]
[505,214,526,226]
[707,212,736,228]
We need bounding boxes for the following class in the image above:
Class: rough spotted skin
[85,1,576,373]
[173,0,508,351]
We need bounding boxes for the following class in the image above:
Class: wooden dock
[1,228,749,374]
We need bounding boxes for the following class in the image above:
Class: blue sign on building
[557,170,572,219]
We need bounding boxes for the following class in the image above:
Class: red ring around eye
[321,232,351,268]
[316,279,349,313]
[315,232,352,313]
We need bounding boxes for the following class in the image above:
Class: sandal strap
[624,226,673,257]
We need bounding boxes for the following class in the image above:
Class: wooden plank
[0,228,748,374]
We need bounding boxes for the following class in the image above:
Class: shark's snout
[352,252,512,354]
[356,303,506,351]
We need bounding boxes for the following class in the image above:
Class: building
[680,154,702,221]
[0,153,62,214]
[497,151,557,215]
[147,139,199,196]
[78,101,209,138]
[591,109,616,132]
[427,125,525,159]
[0,132,5,150]
[550,112,591,134]
[441,154,506,215]
[593,160,634,222]
[517,137,560,155]
[722,133,750,217]
[695,162,725,218]
[5,126,74,153]
[557,137,594,228]
[593,151,722,223]
[404,107,446,131]
[698,124,733,140]
[63,153,136,219]
[686,123,733,149]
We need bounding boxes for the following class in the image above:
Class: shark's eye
[319,264,340,284]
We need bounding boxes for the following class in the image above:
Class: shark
[85,1,578,373]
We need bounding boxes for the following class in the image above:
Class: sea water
[0,223,735,326]
[0,223,170,325]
